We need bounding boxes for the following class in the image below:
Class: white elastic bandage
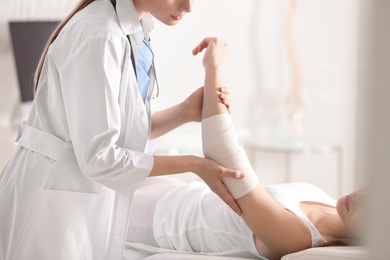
[202,114,259,199]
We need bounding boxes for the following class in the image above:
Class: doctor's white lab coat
[0,0,156,259]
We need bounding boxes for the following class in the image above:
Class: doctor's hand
[195,157,243,216]
[185,86,232,122]
[219,86,232,114]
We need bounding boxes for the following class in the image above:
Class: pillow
[144,254,256,260]
[281,246,368,260]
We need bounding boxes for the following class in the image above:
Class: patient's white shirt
[153,182,336,258]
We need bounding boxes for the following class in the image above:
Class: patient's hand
[192,37,229,70]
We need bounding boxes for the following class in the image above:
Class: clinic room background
[1,1,390,258]
[0,0,362,200]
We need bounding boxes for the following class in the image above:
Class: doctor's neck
[132,0,149,20]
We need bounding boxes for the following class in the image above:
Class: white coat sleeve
[59,33,153,197]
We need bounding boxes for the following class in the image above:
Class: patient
[127,38,366,260]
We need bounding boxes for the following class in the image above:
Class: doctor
[0,0,243,259]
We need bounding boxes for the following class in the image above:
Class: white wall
[0,0,362,198]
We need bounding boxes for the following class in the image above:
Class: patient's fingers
[192,38,212,55]
[192,37,227,56]
[192,37,229,70]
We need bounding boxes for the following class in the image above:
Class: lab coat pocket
[12,190,98,260]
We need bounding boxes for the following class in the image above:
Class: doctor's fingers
[219,87,232,102]
[219,86,231,95]
[219,86,232,114]
[217,168,245,215]
[219,93,232,105]
[214,181,243,216]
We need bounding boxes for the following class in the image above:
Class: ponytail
[33,0,96,94]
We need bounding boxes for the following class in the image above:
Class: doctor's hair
[34,0,96,95]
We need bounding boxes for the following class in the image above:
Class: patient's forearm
[202,67,228,119]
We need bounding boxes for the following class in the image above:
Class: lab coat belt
[15,122,68,161]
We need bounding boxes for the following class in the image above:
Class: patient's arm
[150,87,231,140]
[195,38,312,259]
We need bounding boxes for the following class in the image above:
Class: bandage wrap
[202,114,259,199]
